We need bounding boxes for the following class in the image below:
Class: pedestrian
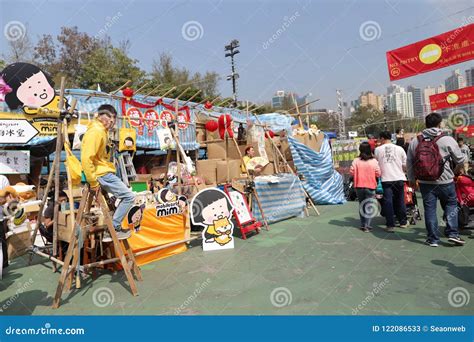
[350,142,381,232]
[374,131,408,232]
[407,112,466,247]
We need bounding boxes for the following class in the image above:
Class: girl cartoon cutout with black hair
[1,62,68,115]
[157,188,187,210]
[190,188,235,251]
[127,204,145,232]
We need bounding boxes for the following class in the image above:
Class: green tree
[34,26,101,87]
[147,52,219,101]
[78,43,145,92]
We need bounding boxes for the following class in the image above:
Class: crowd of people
[351,112,472,247]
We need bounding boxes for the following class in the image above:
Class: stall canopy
[288,135,346,205]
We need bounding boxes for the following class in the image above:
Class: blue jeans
[419,182,460,243]
[97,173,135,231]
[382,181,407,227]
[356,188,376,228]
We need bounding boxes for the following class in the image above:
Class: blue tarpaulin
[288,135,346,205]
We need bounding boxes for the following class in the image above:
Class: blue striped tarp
[288,136,346,205]
[251,173,306,224]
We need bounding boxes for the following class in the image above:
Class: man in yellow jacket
[81,104,135,242]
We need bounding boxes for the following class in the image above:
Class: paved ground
[1,201,473,315]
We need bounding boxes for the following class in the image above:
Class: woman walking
[350,142,381,232]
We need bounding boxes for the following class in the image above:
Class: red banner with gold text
[429,86,474,110]
[386,23,474,81]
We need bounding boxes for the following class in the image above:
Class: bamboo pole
[143,83,162,99]
[159,86,177,98]
[111,80,132,95]
[135,82,150,94]
[291,94,304,128]
[182,90,202,106]
[288,98,320,112]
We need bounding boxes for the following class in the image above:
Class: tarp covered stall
[251,173,306,224]
[288,136,345,205]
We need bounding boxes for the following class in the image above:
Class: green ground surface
[1,201,473,315]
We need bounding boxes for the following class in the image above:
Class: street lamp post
[225,39,240,107]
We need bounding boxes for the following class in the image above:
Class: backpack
[414,134,447,181]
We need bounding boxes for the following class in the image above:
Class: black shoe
[448,236,465,245]
[425,239,438,247]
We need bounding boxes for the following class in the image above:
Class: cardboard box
[216,160,241,184]
[280,138,293,161]
[196,159,219,185]
[7,223,32,259]
[261,163,275,175]
[136,174,152,182]
[151,166,168,178]
[207,141,244,160]
[58,211,75,243]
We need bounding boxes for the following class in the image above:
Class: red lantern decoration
[204,101,213,110]
[205,120,219,132]
[265,130,275,139]
[122,87,134,100]
[218,114,234,139]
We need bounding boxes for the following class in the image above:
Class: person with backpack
[374,131,408,232]
[350,142,381,232]
[407,112,466,247]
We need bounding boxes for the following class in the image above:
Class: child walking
[350,142,381,232]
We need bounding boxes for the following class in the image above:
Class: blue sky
[1,0,473,108]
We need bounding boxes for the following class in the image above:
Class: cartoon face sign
[1,62,57,112]
[190,188,235,251]
[124,137,135,148]
[127,204,145,232]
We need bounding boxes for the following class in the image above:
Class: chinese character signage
[386,23,474,81]
[429,86,474,110]
[0,119,38,144]
[0,150,30,174]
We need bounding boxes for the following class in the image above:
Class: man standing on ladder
[81,104,135,242]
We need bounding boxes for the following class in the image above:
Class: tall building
[386,84,414,118]
[445,69,466,91]
[271,90,308,109]
[407,85,423,118]
[358,91,384,111]
[423,85,447,115]
[466,67,474,87]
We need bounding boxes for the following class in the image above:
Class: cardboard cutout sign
[1,62,70,116]
[190,188,235,251]
[155,188,187,217]
[228,190,252,224]
[127,204,145,232]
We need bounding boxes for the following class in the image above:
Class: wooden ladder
[116,153,137,187]
[52,184,142,308]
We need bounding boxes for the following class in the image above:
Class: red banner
[386,23,474,81]
[430,86,474,110]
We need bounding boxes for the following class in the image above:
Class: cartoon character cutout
[157,188,187,210]
[0,62,68,115]
[127,204,145,233]
[124,136,135,149]
[190,188,235,251]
